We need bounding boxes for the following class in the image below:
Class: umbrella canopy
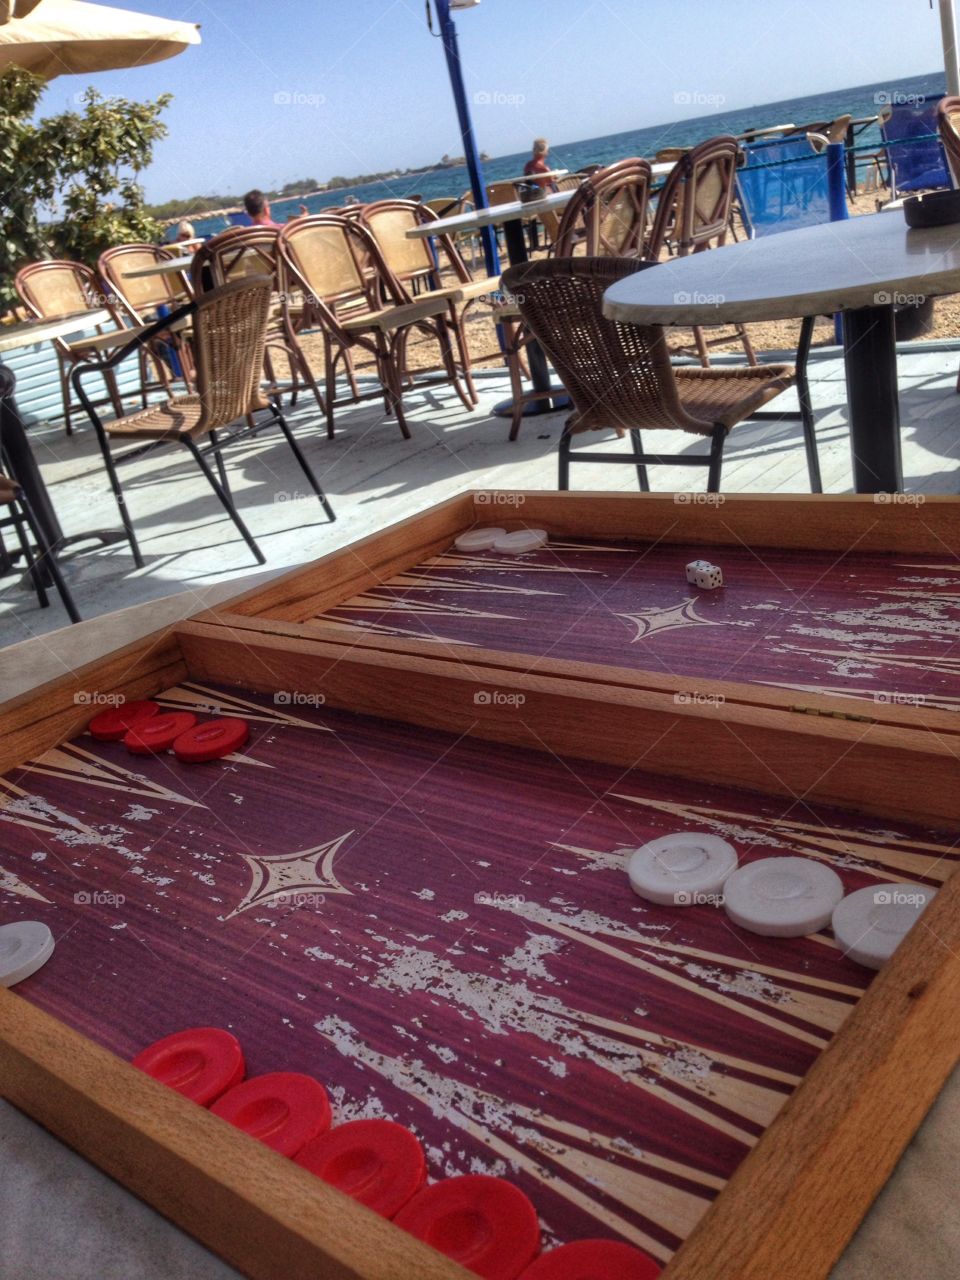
[0,0,199,78]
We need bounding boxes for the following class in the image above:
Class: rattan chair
[71,276,334,569]
[278,214,471,439]
[15,260,149,435]
[502,257,820,493]
[939,96,960,185]
[361,199,504,406]
[98,243,195,391]
[0,470,80,623]
[190,227,325,414]
[645,136,757,367]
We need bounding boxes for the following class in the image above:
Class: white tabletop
[407,189,577,239]
[0,310,112,354]
[603,212,960,326]
[122,256,194,280]
[497,169,571,185]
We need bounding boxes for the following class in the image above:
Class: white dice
[686,560,723,590]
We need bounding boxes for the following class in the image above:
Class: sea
[186,70,946,237]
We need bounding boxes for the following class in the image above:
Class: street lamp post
[433,0,499,275]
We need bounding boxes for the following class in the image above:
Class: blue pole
[826,141,848,345]
[434,0,500,277]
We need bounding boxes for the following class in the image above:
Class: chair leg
[270,407,336,522]
[182,437,265,566]
[208,428,231,495]
[59,356,74,436]
[794,315,822,493]
[737,324,759,367]
[7,502,49,608]
[558,426,572,490]
[14,491,81,623]
[692,325,712,368]
[96,429,144,568]
[104,365,125,420]
[629,429,650,491]
[706,424,726,493]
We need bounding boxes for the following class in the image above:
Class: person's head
[533,138,549,158]
[175,220,195,242]
[243,188,270,220]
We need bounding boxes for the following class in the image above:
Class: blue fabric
[736,137,831,237]
[879,95,951,194]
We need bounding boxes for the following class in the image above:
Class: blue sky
[34,0,951,201]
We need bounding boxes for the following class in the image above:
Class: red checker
[394,1175,540,1280]
[124,712,198,755]
[173,717,250,763]
[88,700,160,741]
[210,1072,331,1156]
[132,1027,245,1106]
[295,1119,426,1218]
[519,1239,662,1279]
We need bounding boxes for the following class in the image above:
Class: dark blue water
[188,70,945,237]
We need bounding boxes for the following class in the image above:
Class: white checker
[723,856,844,937]
[492,528,548,554]
[832,882,936,971]
[454,527,507,552]
[627,833,738,907]
[0,921,54,988]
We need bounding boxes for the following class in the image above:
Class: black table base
[842,305,904,495]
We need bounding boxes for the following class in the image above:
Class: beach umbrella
[939,0,960,95]
[430,0,499,274]
[0,0,200,78]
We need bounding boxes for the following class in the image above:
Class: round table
[121,255,194,280]
[603,212,960,493]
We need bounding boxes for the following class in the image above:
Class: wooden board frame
[2,490,960,1280]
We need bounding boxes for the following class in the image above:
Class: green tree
[0,68,171,310]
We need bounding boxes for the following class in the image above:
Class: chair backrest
[938,95,960,185]
[361,199,470,292]
[552,158,652,258]
[190,226,283,295]
[736,135,831,238]
[423,196,462,218]
[15,259,106,322]
[98,243,184,323]
[501,256,708,436]
[879,94,951,195]
[278,215,398,339]
[647,135,741,258]
[191,275,273,428]
[486,181,518,207]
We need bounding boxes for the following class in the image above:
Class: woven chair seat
[673,364,796,432]
[340,295,447,333]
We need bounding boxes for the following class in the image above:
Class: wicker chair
[190,227,325,414]
[277,214,471,439]
[71,276,334,569]
[98,243,195,390]
[361,199,504,406]
[939,96,960,185]
[14,260,148,435]
[502,257,820,493]
[645,136,757,367]
[0,470,80,623]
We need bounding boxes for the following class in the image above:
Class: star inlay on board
[226,831,354,918]
[617,598,720,641]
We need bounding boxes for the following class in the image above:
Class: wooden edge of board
[173,620,960,832]
[0,991,471,1280]
[194,492,476,623]
[202,611,960,738]
[662,864,960,1280]
[465,491,960,555]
